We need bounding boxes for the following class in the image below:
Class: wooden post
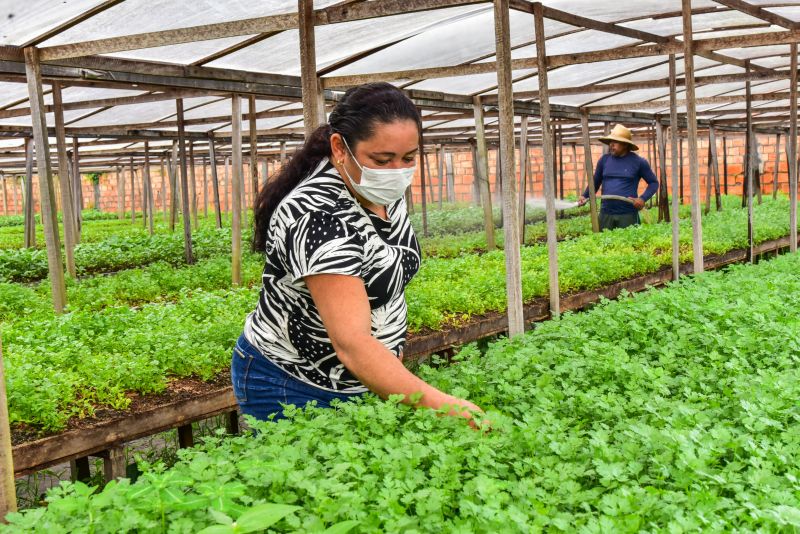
[224,155,230,217]
[425,153,435,204]
[144,142,154,235]
[189,142,198,229]
[299,0,322,137]
[722,135,729,195]
[160,157,167,221]
[168,143,178,231]
[754,133,763,205]
[51,82,77,278]
[437,145,444,209]
[418,134,429,237]
[772,134,781,200]
[202,157,209,219]
[790,42,798,253]
[0,338,16,517]
[445,150,455,204]
[72,137,82,240]
[518,115,529,241]
[231,95,243,286]
[471,141,482,207]
[669,55,681,281]
[473,98,495,249]
[1,175,7,216]
[129,158,136,223]
[494,0,524,335]
[705,134,713,216]
[580,113,599,232]
[552,121,559,200]
[209,138,223,229]
[176,99,195,264]
[679,136,684,204]
[12,176,20,217]
[116,165,124,220]
[533,1,560,318]
[280,141,287,166]
[656,121,670,223]
[261,159,268,189]
[249,94,259,206]
[572,144,580,198]
[101,447,126,483]
[558,123,565,200]
[225,411,240,435]
[24,46,66,313]
[23,138,36,248]
[177,424,194,448]
[682,0,704,274]
[709,126,722,211]
[745,66,755,263]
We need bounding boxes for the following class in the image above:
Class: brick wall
[0,134,795,217]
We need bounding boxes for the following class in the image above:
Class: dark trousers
[599,211,640,231]
[231,334,363,422]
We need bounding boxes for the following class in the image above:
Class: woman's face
[333,119,419,184]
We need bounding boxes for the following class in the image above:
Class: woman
[232,82,481,424]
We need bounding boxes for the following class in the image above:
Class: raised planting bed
[9,234,796,478]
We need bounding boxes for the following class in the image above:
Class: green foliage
[0,226,237,282]
[5,254,800,531]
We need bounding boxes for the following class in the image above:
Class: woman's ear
[330,132,346,166]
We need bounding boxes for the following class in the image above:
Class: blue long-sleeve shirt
[582,152,659,215]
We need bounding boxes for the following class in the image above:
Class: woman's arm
[304,273,481,420]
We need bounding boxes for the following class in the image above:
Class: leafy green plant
[4,253,800,531]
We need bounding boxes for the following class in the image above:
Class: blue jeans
[231,334,363,421]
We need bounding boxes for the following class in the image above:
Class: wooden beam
[325,28,800,88]
[682,1,704,275]
[24,47,66,313]
[20,1,126,48]
[38,0,483,60]
[586,91,797,113]
[0,90,225,120]
[51,82,78,277]
[714,0,799,30]
[745,62,755,261]
[494,0,524,337]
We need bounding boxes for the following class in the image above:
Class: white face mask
[340,137,416,206]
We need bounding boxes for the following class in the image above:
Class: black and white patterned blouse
[243,158,421,393]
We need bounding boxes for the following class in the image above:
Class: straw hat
[598,124,639,151]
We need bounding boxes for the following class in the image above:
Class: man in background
[578,124,659,230]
